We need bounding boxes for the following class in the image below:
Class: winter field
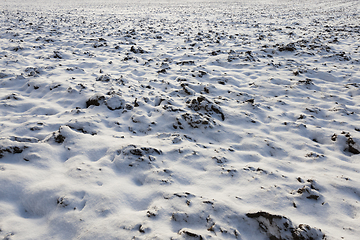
[0,0,360,239]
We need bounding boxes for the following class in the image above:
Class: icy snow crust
[0,0,359,239]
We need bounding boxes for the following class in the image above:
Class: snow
[0,0,359,239]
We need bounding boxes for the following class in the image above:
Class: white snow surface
[0,0,360,239]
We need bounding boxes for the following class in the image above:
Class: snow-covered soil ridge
[0,0,359,239]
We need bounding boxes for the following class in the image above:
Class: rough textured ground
[0,0,359,239]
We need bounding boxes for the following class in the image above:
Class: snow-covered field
[0,0,359,239]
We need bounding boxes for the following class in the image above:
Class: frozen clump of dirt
[113,145,162,170]
[66,120,98,136]
[178,228,204,239]
[278,43,297,52]
[174,113,216,130]
[25,67,41,77]
[52,51,63,59]
[0,146,27,159]
[105,95,125,110]
[347,138,360,154]
[4,93,24,100]
[177,60,195,66]
[293,185,321,201]
[130,46,146,54]
[96,74,111,82]
[9,136,39,143]
[0,72,8,78]
[187,96,225,121]
[121,145,162,157]
[86,94,105,108]
[246,211,325,240]
[332,132,360,155]
[49,129,66,144]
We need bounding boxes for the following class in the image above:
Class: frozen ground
[0,0,359,239]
